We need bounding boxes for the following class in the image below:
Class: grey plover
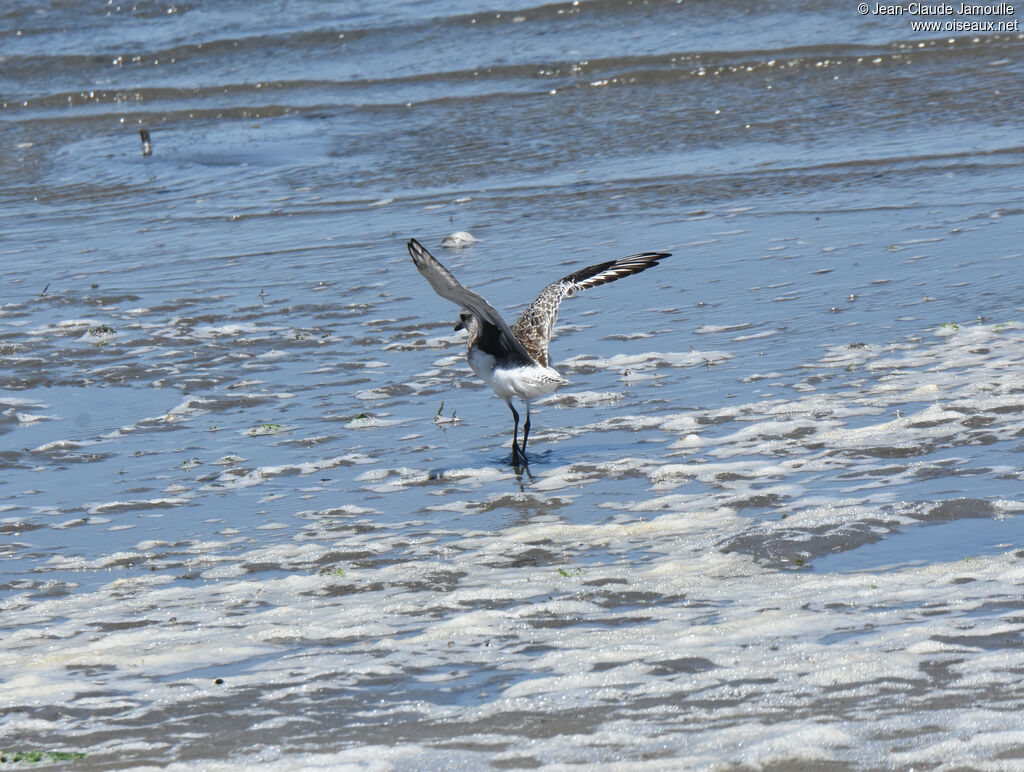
[407,238,669,463]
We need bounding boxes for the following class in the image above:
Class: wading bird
[407,238,669,464]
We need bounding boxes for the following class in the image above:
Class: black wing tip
[613,251,671,273]
[407,237,432,262]
[629,251,671,263]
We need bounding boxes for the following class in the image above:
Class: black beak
[454,320,465,331]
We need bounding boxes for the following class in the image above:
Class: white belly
[467,348,568,402]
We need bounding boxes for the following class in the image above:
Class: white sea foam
[31,439,94,452]
[192,323,284,338]
[27,318,105,335]
[201,456,361,491]
[0,396,47,408]
[441,231,478,247]
[564,349,733,371]
[695,322,752,334]
[88,498,191,514]
[12,412,56,424]
[7,506,1024,769]
[550,390,623,407]
[6,309,1024,770]
[344,414,401,429]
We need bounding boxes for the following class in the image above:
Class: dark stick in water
[140,127,152,157]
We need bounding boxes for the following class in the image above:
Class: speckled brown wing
[510,251,670,368]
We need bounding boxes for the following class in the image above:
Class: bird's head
[454,310,473,332]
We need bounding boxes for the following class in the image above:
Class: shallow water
[3,0,1024,769]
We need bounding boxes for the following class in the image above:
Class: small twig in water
[139,127,152,156]
[40,283,49,296]
[434,401,460,425]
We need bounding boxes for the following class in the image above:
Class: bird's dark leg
[522,402,532,453]
[508,401,525,463]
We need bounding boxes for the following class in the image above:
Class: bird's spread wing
[407,238,535,365]
[511,251,670,367]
